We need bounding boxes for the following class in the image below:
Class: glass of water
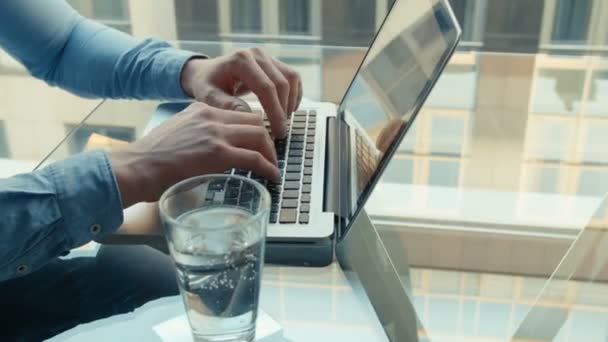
[160,174,271,342]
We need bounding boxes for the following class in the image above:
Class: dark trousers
[0,245,179,341]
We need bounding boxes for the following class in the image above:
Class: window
[526,119,575,162]
[221,0,320,42]
[577,169,608,197]
[551,0,592,44]
[429,160,460,187]
[175,0,219,41]
[533,69,585,115]
[430,116,467,156]
[280,0,311,35]
[0,121,9,158]
[449,0,487,44]
[67,0,131,33]
[585,71,608,117]
[230,0,262,34]
[426,65,478,110]
[581,123,608,165]
[382,158,413,184]
[66,124,135,154]
[526,166,560,194]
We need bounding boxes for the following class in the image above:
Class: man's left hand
[180,48,302,139]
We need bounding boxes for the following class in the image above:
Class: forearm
[0,151,123,282]
[49,21,200,100]
[0,0,202,100]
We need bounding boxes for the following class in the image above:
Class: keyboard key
[287,165,301,172]
[309,110,317,116]
[308,116,316,122]
[292,122,306,129]
[302,184,312,193]
[307,130,316,136]
[305,152,314,159]
[282,199,298,208]
[303,176,312,184]
[289,150,303,157]
[270,213,278,223]
[280,209,297,223]
[294,116,306,122]
[304,168,313,175]
[306,144,314,151]
[295,110,307,116]
[292,129,306,135]
[285,173,301,181]
[300,204,310,213]
[284,182,300,190]
[226,188,240,199]
[299,213,310,224]
[306,137,315,143]
[304,160,313,167]
[288,157,303,165]
[271,203,279,213]
[292,136,305,142]
[308,123,316,129]
[290,142,304,149]
[301,194,311,202]
[283,190,299,199]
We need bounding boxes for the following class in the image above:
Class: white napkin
[153,310,283,342]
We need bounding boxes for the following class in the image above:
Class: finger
[231,50,287,138]
[210,108,265,127]
[204,87,252,113]
[224,124,278,166]
[227,146,281,182]
[296,78,303,110]
[272,58,301,114]
[253,51,290,115]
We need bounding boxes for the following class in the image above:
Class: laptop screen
[339,0,461,228]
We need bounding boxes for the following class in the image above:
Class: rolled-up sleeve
[0,0,204,100]
[0,151,123,282]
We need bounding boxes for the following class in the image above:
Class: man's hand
[108,102,281,208]
[180,48,303,139]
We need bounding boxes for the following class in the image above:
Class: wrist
[108,149,150,208]
[180,57,205,98]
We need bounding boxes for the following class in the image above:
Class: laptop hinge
[323,116,351,232]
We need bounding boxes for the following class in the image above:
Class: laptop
[129,0,460,266]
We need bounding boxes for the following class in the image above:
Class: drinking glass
[160,174,271,342]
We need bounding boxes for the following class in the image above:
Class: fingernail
[235,105,248,112]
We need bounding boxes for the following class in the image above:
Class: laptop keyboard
[224,110,317,225]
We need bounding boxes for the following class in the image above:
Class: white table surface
[50,263,389,342]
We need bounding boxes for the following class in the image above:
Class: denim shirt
[0,0,200,281]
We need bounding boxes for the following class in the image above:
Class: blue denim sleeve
[0,0,204,100]
[0,151,123,282]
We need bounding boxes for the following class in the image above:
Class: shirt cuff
[146,40,207,100]
[47,150,124,248]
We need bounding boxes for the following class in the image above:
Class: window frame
[218,0,322,42]
[539,0,608,53]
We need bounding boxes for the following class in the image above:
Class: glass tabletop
[16,40,608,340]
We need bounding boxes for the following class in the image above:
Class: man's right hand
[108,102,280,208]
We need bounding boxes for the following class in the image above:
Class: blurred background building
[2,2,608,338]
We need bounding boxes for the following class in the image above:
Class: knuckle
[203,122,223,138]
[276,78,289,92]
[233,50,251,62]
[261,81,277,94]
[285,69,299,82]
